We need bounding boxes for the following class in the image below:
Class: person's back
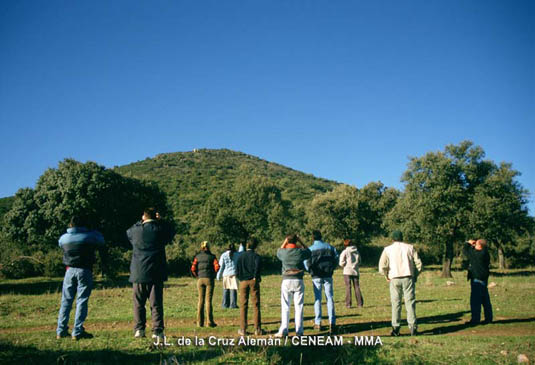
[128,219,171,283]
[277,245,310,279]
[59,227,104,269]
[307,239,338,279]
[381,241,420,280]
[467,246,490,282]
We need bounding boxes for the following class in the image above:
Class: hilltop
[114,149,339,236]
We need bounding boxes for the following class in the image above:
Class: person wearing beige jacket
[379,230,423,336]
[339,239,364,308]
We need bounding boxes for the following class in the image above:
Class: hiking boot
[313,324,321,331]
[390,327,400,337]
[238,329,246,336]
[134,329,146,338]
[72,331,93,341]
[208,322,217,328]
[255,328,266,336]
[274,330,288,338]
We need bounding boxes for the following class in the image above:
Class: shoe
[313,324,321,331]
[208,322,217,328]
[328,325,336,335]
[390,327,400,337]
[134,329,146,338]
[255,328,266,336]
[481,319,493,325]
[465,320,479,326]
[238,329,246,336]
[410,327,418,336]
[152,332,165,342]
[72,331,93,341]
[56,332,69,339]
[274,330,288,338]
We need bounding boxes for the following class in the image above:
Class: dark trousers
[222,288,238,309]
[470,280,493,323]
[239,279,261,332]
[133,282,164,334]
[197,278,215,326]
[344,275,364,308]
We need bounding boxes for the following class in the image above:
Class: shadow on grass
[337,310,470,335]
[420,316,535,335]
[490,270,535,277]
[0,339,383,365]
[416,299,461,303]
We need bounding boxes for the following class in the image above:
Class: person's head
[246,237,259,250]
[287,234,298,244]
[312,230,322,241]
[475,239,487,250]
[200,241,210,251]
[391,230,403,242]
[344,239,354,247]
[142,208,157,221]
[228,243,236,252]
[69,215,88,228]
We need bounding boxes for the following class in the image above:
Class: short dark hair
[144,208,157,220]
[287,234,298,244]
[391,230,403,242]
[247,237,259,250]
[344,239,354,247]
[312,230,322,241]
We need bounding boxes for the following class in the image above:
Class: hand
[386,278,390,282]
[281,237,289,248]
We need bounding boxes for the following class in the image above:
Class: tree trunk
[498,245,506,270]
[441,241,454,278]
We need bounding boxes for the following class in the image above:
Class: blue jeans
[56,267,93,336]
[312,277,336,325]
[470,279,493,323]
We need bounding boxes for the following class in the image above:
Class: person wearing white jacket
[339,239,364,308]
[379,230,423,337]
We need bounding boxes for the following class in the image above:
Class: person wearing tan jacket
[379,230,423,336]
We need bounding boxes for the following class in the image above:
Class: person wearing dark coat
[463,239,493,325]
[127,208,174,340]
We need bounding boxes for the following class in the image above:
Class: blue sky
[1,1,534,214]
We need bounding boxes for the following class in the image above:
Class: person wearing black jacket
[236,237,264,336]
[463,239,493,325]
[127,208,174,340]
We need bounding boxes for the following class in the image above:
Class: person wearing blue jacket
[216,243,244,309]
[56,216,105,340]
[304,230,339,335]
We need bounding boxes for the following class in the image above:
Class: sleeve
[216,253,225,280]
[413,249,423,274]
[254,254,261,282]
[213,258,220,274]
[355,250,361,266]
[378,249,389,277]
[333,246,339,261]
[191,257,198,277]
[339,249,346,267]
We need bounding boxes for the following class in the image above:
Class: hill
[114,149,339,238]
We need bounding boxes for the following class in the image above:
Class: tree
[387,141,481,277]
[199,176,292,245]
[2,159,171,252]
[387,141,532,277]
[306,182,398,244]
[469,163,531,269]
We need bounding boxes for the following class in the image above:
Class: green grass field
[1,268,534,364]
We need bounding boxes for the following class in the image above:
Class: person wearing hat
[191,241,220,327]
[379,230,422,336]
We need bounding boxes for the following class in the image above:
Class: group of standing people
[53,208,492,341]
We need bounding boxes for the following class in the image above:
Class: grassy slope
[114,149,338,228]
[1,268,534,364]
